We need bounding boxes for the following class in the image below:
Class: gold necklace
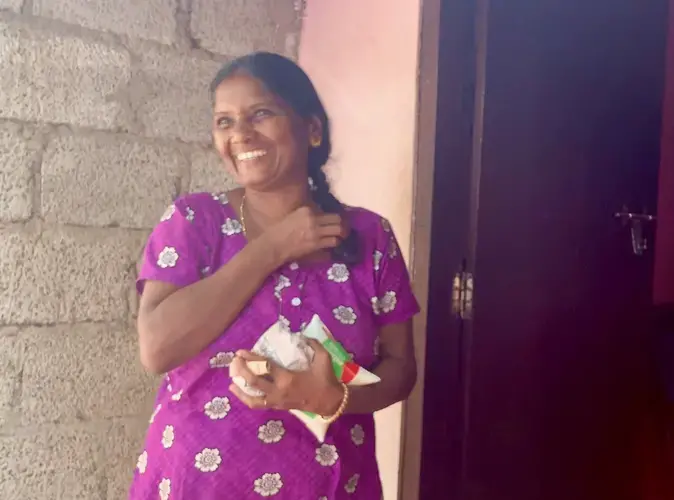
[239,194,247,235]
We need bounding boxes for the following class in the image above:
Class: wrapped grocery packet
[229,314,380,442]
[301,314,380,386]
[230,321,314,398]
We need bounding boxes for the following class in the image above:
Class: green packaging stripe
[322,338,350,364]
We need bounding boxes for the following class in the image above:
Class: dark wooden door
[421,0,669,499]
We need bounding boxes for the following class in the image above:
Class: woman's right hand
[261,206,348,264]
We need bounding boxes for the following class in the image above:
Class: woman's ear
[307,116,323,144]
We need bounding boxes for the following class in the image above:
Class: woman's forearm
[138,237,282,374]
[341,355,417,415]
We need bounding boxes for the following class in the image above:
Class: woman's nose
[229,118,254,143]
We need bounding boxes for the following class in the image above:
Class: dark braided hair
[210,52,360,265]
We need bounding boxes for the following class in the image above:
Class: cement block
[191,0,299,57]
[0,0,23,12]
[0,419,149,499]
[33,0,178,45]
[106,418,149,462]
[0,121,36,222]
[41,132,183,229]
[0,423,106,499]
[0,470,103,499]
[0,21,131,129]
[189,147,238,193]
[20,324,157,425]
[0,225,145,324]
[0,336,20,427]
[0,425,100,477]
[105,418,149,499]
[107,461,134,500]
[129,41,222,142]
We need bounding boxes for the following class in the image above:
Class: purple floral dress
[128,192,419,500]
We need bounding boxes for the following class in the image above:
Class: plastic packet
[229,314,380,442]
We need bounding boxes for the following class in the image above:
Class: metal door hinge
[451,271,474,320]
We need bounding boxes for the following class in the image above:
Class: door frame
[398,0,457,497]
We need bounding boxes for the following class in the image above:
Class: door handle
[614,206,657,256]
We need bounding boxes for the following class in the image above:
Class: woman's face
[212,72,315,191]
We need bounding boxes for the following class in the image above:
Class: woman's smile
[235,150,268,162]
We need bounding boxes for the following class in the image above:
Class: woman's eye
[216,117,232,129]
[253,108,273,119]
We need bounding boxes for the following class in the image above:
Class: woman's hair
[210,52,360,264]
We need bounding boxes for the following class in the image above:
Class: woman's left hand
[229,339,344,416]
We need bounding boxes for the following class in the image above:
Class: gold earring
[310,136,322,148]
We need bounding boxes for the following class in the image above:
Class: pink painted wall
[298,1,422,498]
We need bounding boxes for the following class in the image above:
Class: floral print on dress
[162,425,175,449]
[159,478,171,500]
[157,247,179,268]
[381,218,392,232]
[212,192,229,204]
[195,448,222,472]
[345,473,360,494]
[137,450,148,474]
[371,291,398,315]
[387,237,399,259]
[315,444,339,467]
[379,291,397,313]
[371,296,381,316]
[222,218,243,236]
[204,396,231,420]
[160,204,175,222]
[351,424,365,446]
[274,275,291,299]
[258,420,285,444]
[254,473,283,496]
[171,390,183,401]
[185,206,195,222]
[373,250,383,271]
[209,351,235,368]
[149,404,161,424]
[333,305,357,325]
[327,263,349,283]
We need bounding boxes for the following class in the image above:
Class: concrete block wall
[0,1,301,498]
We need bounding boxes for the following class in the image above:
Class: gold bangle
[320,382,349,424]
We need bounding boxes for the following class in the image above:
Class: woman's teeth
[236,150,267,161]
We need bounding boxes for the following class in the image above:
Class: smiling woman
[209,52,360,264]
[129,52,419,500]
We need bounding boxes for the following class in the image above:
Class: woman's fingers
[316,213,342,226]
[230,356,275,393]
[229,383,268,409]
[229,354,299,410]
[235,349,267,361]
[306,338,327,358]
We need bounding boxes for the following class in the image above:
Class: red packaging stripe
[340,362,359,384]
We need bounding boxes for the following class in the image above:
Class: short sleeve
[136,198,210,294]
[370,217,420,326]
